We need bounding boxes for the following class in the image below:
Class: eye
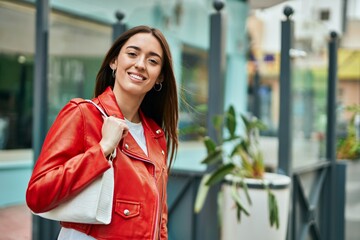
[149,58,159,65]
[127,52,137,57]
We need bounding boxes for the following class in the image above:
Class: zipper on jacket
[121,150,160,240]
[157,166,167,239]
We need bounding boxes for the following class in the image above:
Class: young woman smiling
[26,25,179,240]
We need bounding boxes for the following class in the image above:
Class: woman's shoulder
[54,98,101,120]
[69,97,99,105]
[68,98,105,117]
[70,97,86,104]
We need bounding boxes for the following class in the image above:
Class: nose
[134,57,145,70]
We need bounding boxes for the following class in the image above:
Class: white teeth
[129,74,144,80]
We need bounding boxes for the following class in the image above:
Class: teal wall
[0,157,32,206]
[225,1,249,133]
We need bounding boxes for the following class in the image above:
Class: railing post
[112,11,126,42]
[195,1,226,240]
[278,6,294,177]
[333,162,346,240]
[278,6,294,240]
[32,0,61,239]
[326,31,338,165]
[207,0,226,141]
[323,31,345,240]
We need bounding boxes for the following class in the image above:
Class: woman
[26,25,178,240]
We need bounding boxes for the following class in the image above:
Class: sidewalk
[0,204,31,240]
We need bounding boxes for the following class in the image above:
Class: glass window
[291,48,328,168]
[48,10,112,125]
[179,45,208,141]
[0,2,35,149]
[0,1,112,150]
[247,26,330,169]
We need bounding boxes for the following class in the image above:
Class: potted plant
[337,104,360,161]
[336,104,360,240]
[194,105,291,240]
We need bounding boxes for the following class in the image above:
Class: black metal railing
[277,6,347,240]
[167,170,203,240]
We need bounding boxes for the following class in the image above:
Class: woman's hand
[99,116,129,157]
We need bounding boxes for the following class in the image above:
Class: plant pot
[342,159,360,240]
[221,173,291,240]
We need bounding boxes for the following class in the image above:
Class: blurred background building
[0,0,359,239]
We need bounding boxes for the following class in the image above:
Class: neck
[114,92,143,123]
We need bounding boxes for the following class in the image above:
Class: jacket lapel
[97,87,124,119]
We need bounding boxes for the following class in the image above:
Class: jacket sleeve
[26,101,111,213]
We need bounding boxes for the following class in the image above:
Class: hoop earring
[112,69,116,78]
[154,83,162,92]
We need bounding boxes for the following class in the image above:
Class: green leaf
[230,143,241,157]
[203,136,217,154]
[217,190,224,228]
[206,163,236,186]
[230,141,247,157]
[231,184,250,216]
[253,118,267,131]
[236,203,242,222]
[223,135,241,143]
[240,181,252,205]
[240,139,250,153]
[201,148,223,165]
[240,114,250,130]
[179,125,206,136]
[212,115,223,131]
[226,105,237,138]
[239,149,253,174]
[194,174,211,213]
[268,190,280,229]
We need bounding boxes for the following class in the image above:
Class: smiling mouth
[129,73,146,81]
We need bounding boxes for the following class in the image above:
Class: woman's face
[110,33,163,98]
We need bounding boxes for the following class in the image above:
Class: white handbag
[36,100,115,224]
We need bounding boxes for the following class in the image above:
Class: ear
[156,74,164,84]
[109,58,117,70]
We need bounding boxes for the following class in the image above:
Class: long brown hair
[95,25,178,169]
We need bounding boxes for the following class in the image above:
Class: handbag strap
[84,99,116,160]
[85,99,108,118]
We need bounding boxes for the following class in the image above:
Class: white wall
[347,0,360,19]
[252,0,346,53]
[0,2,35,54]
[0,1,111,56]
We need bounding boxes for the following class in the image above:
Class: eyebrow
[126,46,162,60]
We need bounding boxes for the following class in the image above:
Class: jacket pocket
[115,200,140,219]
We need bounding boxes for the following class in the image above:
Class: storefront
[0,0,249,204]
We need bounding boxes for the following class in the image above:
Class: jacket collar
[97,87,124,119]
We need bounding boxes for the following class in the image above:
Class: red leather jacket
[26,87,168,240]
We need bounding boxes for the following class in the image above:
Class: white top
[57,119,147,239]
[125,118,148,156]
[58,227,95,240]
